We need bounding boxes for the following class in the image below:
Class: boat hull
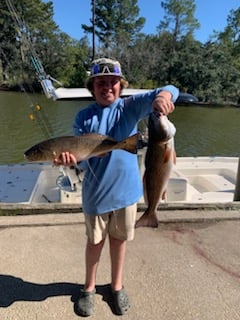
[0,154,239,209]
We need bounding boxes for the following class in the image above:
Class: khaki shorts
[84,203,137,244]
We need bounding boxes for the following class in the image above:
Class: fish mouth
[149,112,176,142]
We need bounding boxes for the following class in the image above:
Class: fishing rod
[5,0,59,99]
[0,46,54,139]
[3,0,55,139]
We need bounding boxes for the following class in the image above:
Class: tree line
[0,0,240,104]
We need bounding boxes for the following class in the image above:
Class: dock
[1,209,240,319]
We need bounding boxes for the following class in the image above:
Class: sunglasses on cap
[90,58,123,78]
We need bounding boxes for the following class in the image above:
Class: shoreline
[1,87,240,107]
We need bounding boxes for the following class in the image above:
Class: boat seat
[166,177,188,201]
[56,166,83,204]
[187,174,235,193]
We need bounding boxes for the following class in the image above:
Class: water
[170,105,240,157]
[0,91,239,164]
[0,91,89,164]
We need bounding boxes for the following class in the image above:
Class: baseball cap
[88,58,123,79]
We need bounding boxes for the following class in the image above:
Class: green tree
[157,0,200,51]
[0,0,60,86]
[0,0,92,89]
[122,34,161,87]
[218,8,240,45]
[0,0,22,83]
[216,8,240,103]
[82,0,145,57]
[57,36,92,87]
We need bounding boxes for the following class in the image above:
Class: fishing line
[86,160,100,185]
[0,45,54,139]
[138,117,148,148]
[3,0,55,139]
[29,104,55,139]
[5,0,60,97]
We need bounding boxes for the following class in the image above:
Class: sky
[48,0,240,43]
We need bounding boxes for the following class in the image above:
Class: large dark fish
[24,133,138,162]
[135,113,176,228]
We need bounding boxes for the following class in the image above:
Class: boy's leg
[84,238,105,291]
[109,236,126,291]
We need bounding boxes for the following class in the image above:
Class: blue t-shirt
[73,85,179,215]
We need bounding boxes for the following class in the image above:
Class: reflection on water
[170,105,240,157]
[0,91,239,164]
[0,91,89,164]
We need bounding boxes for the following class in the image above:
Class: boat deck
[169,157,238,203]
[0,156,238,206]
[0,163,60,204]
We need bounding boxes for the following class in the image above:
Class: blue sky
[49,0,240,43]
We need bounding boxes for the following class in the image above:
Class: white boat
[54,87,149,100]
[41,80,149,100]
[0,152,239,210]
[41,80,199,103]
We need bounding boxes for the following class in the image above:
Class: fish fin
[97,153,108,158]
[142,172,148,204]
[135,210,158,228]
[122,134,138,154]
[173,150,177,165]
[163,148,174,163]
[161,190,167,200]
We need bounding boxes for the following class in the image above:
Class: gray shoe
[112,287,131,315]
[75,289,96,317]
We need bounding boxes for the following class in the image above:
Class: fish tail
[120,133,138,154]
[135,209,159,228]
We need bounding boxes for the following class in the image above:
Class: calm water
[0,91,239,164]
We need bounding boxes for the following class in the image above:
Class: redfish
[24,133,138,162]
[135,113,176,228]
